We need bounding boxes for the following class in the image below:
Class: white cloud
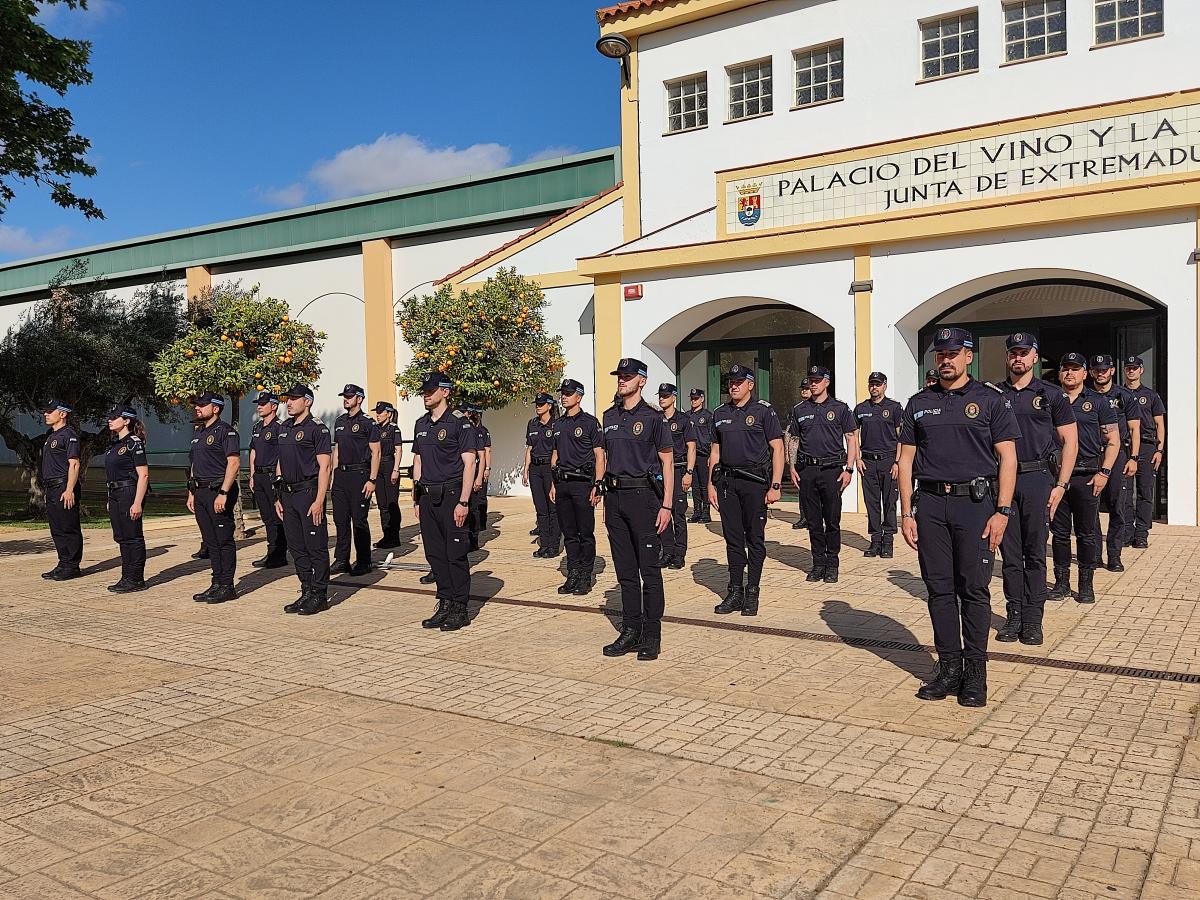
[308,133,513,199]
[36,0,120,28]
[254,182,309,209]
[0,225,72,259]
[524,145,579,164]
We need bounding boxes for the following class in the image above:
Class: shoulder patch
[452,410,465,418]
[756,399,772,407]
[983,382,1004,394]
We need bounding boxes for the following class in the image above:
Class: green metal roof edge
[0,147,619,271]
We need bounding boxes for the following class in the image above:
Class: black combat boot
[688,507,703,524]
[1075,567,1096,604]
[192,546,209,560]
[572,568,593,596]
[284,588,310,614]
[822,565,839,584]
[107,576,131,593]
[349,561,372,576]
[421,600,450,628]
[111,576,146,594]
[916,655,963,701]
[806,566,826,583]
[602,625,642,657]
[1106,554,1124,572]
[419,571,437,584]
[864,536,880,558]
[439,602,470,631]
[741,586,760,617]
[637,636,660,661]
[205,584,238,604]
[193,582,219,602]
[329,561,350,575]
[558,569,579,595]
[297,591,329,615]
[958,659,988,707]
[995,600,1022,642]
[1047,567,1071,600]
[50,565,81,581]
[714,584,744,614]
[700,503,713,524]
[1019,620,1044,645]
[880,534,894,559]
[42,565,63,580]
[792,518,806,530]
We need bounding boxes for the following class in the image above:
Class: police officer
[657,383,696,570]
[855,372,903,558]
[1049,354,1121,602]
[412,372,478,631]
[550,378,605,595]
[189,416,209,561]
[248,391,288,568]
[273,385,333,615]
[687,389,713,523]
[1089,355,1139,571]
[40,399,82,581]
[1122,356,1164,548]
[464,403,491,551]
[898,327,1019,708]
[925,369,939,389]
[187,392,241,603]
[331,384,381,575]
[103,402,149,593]
[372,401,404,550]
[792,379,813,531]
[996,334,1078,645]
[601,357,673,660]
[788,365,859,583]
[525,393,561,558]
[709,365,785,617]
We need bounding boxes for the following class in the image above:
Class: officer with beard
[1122,356,1164,548]
[1089,355,1139,571]
[854,372,903,558]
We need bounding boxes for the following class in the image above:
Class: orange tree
[395,267,564,408]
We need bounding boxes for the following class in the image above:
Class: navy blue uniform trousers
[419,482,471,606]
[661,467,688,562]
[107,485,146,582]
[332,469,372,565]
[1051,472,1101,571]
[555,478,596,571]
[281,485,329,596]
[604,487,664,640]
[800,464,843,568]
[999,470,1052,625]
[716,472,768,587]
[529,462,560,552]
[193,485,237,586]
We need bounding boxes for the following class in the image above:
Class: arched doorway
[919,278,1166,517]
[675,304,836,410]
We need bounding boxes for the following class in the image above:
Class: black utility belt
[188,478,225,491]
[337,461,369,472]
[604,474,654,490]
[1073,456,1102,477]
[254,465,275,474]
[860,451,893,461]
[697,448,711,458]
[530,456,552,466]
[673,461,690,470]
[800,453,847,467]
[917,477,996,499]
[43,476,66,488]
[106,478,136,492]
[716,464,769,485]
[413,478,463,504]
[553,467,594,483]
[1017,460,1049,474]
[280,477,319,493]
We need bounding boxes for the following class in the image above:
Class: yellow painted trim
[458,270,593,293]
[593,274,623,414]
[716,88,1200,239]
[853,248,872,405]
[446,187,623,287]
[622,39,642,241]
[185,265,210,302]
[580,178,1200,277]
[362,239,398,406]
[600,0,768,38]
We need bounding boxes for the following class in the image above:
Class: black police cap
[931,326,974,351]
[253,391,279,405]
[279,384,314,401]
[610,357,648,377]
[808,365,831,381]
[106,402,137,421]
[1090,354,1115,370]
[1005,332,1037,351]
[339,383,365,398]
[372,400,396,413]
[533,392,554,406]
[41,398,72,414]
[657,383,678,396]
[1124,355,1144,368]
[559,378,585,397]
[925,369,938,380]
[689,388,705,398]
[1059,352,1087,369]
[726,364,755,382]
[194,391,225,408]
[867,371,887,384]
[418,372,452,393]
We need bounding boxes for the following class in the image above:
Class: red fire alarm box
[623,284,643,301]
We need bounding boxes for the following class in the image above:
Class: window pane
[1028,16,1045,37]
[1143,13,1163,34]
[814,84,827,102]
[1007,42,1025,61]
[1118,0,1139,17]
[1118,17,1139,39]
[923,59,940,79]
[1048,32,1067,52]
[1096,2,1116,23]
[798,87,812,105]
[1096,22,1117,42]
[964,50,979,70]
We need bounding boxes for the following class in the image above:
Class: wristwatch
[685,469,694,475]
[1099,466,1112,476]
[1055,481,1069,490]
[995,505,1013,516]
[842,465,854,473]
[770,482,781,490]
[456,500,469,508]
[217,488,228,496]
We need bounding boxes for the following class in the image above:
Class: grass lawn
[0,491,189,529]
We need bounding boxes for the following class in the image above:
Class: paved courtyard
[0,496,1197,899]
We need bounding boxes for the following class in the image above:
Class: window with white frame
[727,58,773,121]
[794,41,844,107]
[1095,0,1163,45]
[1005,1,1067,61]
[920,10,980,80]
[666,74,708,133]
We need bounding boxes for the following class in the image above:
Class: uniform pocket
[638,531,662,569]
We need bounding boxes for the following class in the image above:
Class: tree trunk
[230,393,247,539]
[0,418,46,517]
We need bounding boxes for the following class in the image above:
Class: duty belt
[604,474,653,490]
[917,478,995,497]
[697,448,711,458]
[1073,456,1101,476]
[42,476,66,489]
[106,478,136,492]
[188,478,224,491]
[336,461,369,472]
[1017,460,1049,474]
[280,476,319,493]
[800,453,847,467]
[673,461,690,470]
[253,465,275,474]
[860,451,893,461]
[554,467,593,483]
[530,456,552,466]
[719,465,769,484]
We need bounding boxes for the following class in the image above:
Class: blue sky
[1,0,621,261]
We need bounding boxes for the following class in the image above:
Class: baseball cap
[253,391,278,405]
[1090,354,1115,370]
[418,372,452,393]
[339,383,366,398]
[1059,352,1087,369]
[194,391,225,408]
[372,401,396,413]
[925,369,938,381]
[808,365,831,381]
[533,392,554,406]
[689,388,705,398]
[867,371,887,384]
[559,378,585,396]
[279,384,315,401]
[41,398,72,414]
[657,383,678,396]
[1006,332,1038,351]
[106,402,137,421]
[1124,355,1144,368]
[610,357,649,377]
[931,326,974,351]
[726,364,755,383]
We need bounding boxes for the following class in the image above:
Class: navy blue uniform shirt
[334,411,381,466]
[276,415,331,482]
[690,407,713,454]
[190,420,240,479]
[41,426,80,479]
[105,434,147,481]
[1128,385,1165,445]
[250,417,283,470]
[474,424,491,454]
[854,398,904,454]
[526,416,557,459]
[712,399,783,468]
[789,396,857,458]
[1092,384,1138,445]
[664,409,697,464]
[414,410,476,482]
[553,411,603,470]
[1069,388,1119,460]
[378,422,403,460]
[602,399,672,476]
[899,379,1021,482]
[999,377,1075,463]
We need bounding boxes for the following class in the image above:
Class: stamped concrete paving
[0,497,1197,898]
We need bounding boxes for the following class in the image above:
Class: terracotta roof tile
[596,0,679,23]
[436,182,623,286]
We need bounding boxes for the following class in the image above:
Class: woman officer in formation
[103,403,150,593]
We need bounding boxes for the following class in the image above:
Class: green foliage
[395,268,564,409]
[0,0,101,219]
[150,282,326,419]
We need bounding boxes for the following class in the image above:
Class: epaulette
[756,399,773,407]
[983,382,1004,394]
[452,410,465,418]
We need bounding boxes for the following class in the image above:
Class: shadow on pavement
[887,568,927,600]
[819,599,934,680]
[689,557,728,598]
[0,537,58,557]
[765,539,815,572]
[82,545,170,577]
[328,569,388,609]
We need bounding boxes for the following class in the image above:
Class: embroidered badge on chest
[206,435,215,445]
[118,446,127,455]
[825,410,836,422]
[296,431,305,441]
[965,403,980,419]
[1081,401,1093,413]
[437,428,448,441]
[1139,396,1148,405]
[632,421,644,436]
[882,409,891,419]
[1032,396,1044,410]
[574,426,583,438]
[352,423,360,433]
